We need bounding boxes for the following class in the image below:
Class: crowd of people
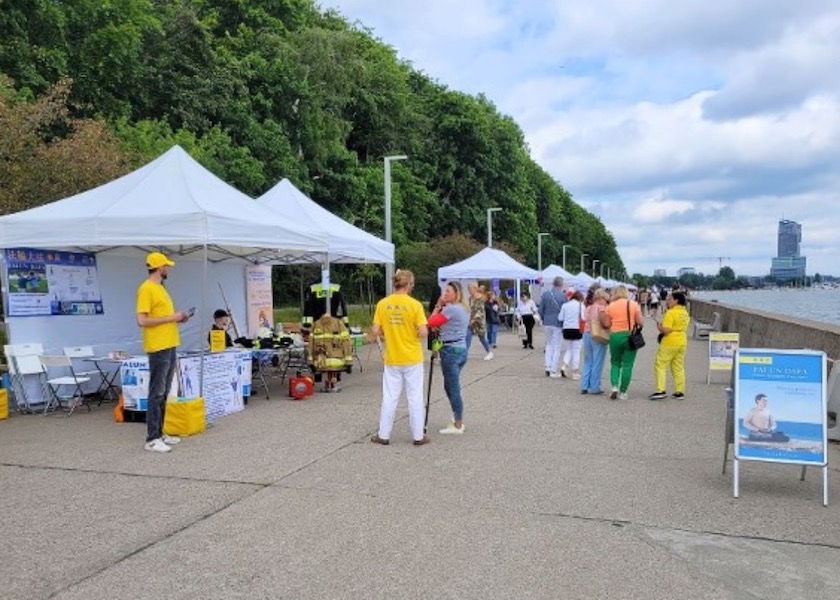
[134,249,693,452]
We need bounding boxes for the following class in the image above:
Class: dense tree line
[0,0,624,303]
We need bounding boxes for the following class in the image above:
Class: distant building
[770,219,806,282]
[654,269,666,277]
[677,267,696,277]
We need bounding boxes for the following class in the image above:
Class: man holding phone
[136,252,192,453]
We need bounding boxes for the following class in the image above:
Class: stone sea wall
[688,298,840,362]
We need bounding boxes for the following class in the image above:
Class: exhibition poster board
[707,332,739,383]
[178,352,245,420]
[733,348,828,505]
[246,265,273,337]
[3,247,103,317]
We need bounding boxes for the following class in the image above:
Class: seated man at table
[208,309,234,349]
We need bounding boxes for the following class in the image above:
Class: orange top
[604,299,641,332]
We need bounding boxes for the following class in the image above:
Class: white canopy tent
[0,145,330,354]
[438,248,541,282]
[256,178,394,265]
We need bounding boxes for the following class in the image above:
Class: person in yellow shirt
[649,291,691,400]
[136,252,192,453]
[370,269,430,446]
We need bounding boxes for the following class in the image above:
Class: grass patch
[274,305,374,329]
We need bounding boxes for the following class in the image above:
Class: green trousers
[608,331,638,393]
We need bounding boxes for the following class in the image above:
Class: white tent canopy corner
[256,178,394,265]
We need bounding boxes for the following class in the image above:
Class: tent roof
[0,146,328,264]
[438,247,540,281]
[540,264,576,282]
[256,178,393,264]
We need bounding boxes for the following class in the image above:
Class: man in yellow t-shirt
[370,269,429,446]
[136,252,192,453]
[649,291,691,400]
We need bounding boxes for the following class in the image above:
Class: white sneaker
[144,438,171,453]
[549,372,564,379]
[619,392,629,401]
[484,352,494,361]
[162,435,181,445]
[571,371,581,381]
[439,423,465,434]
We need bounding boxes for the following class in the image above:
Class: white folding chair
[63,346,106,400]
[4,343,45,413]
[39,355,92,416]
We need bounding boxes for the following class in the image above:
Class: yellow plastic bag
[163,397,206,437]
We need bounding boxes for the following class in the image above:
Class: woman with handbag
[557,290,585,379]
[581,288,610,394]
[601,285,645,400]
[648,291,691,400]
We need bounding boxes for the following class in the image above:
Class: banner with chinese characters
[3,247,103,317]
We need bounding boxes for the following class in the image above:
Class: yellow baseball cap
[146,252,175,269]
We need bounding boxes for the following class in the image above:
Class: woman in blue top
[428,281,470,434]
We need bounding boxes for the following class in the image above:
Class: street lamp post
[600,263,606,277]
[537,232,550,271]
[592,259,600,277]
[562,244,572,271]
[580,253,588,273]
[384,154,408,295]
[487,207,502,247]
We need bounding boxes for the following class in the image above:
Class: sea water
[692,289,840,326]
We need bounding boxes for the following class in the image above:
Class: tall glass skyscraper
[770,219,806,282]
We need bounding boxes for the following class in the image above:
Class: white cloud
[320,0,840,276]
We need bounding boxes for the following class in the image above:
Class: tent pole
[198,244,208,397]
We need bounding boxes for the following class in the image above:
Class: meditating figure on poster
[743,394,790,442]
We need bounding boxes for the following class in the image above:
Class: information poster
[246,265,273,337]
[121,357,150,411]
[709,333,739,371]
[734,349,827,465]
[179,353,245,420]
[238,350,252,398]
[4,247,103,316]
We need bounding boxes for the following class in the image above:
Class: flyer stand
[732,348,829,506]
[707,332,739,384]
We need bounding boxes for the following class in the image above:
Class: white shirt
[516,298,538,316]
[558,299,583,329]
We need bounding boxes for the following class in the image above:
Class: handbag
[590,307,610,344]
[626,300,646,350]
[578,303,586,333]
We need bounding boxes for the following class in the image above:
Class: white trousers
[563,338,583,370]
[379,363,425,441]
[544,325,564,372]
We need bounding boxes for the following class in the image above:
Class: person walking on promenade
[466,283,494,360]
[581,288,610,395]
[485,291,502,349]
[428,281,470,434]
[370,269,430,446]
[516,291,538,349]
[649,291,691,400]
[539,276,566,376]
[558,290,585,379]
[601,285,645,400]
[136,252,191,453]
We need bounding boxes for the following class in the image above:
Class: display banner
[709,333,739,371]
[178,352,244,420]
[246,265,273,337]
[3,247,103,317]
[238,350,252,398]
[735,349,827,466]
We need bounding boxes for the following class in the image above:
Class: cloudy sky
[319,0,840,278]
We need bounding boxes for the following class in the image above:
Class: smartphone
[187,307,196,317]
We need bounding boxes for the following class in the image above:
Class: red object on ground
[289,374,314,400]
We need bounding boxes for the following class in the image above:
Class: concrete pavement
[1,324,839,599]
